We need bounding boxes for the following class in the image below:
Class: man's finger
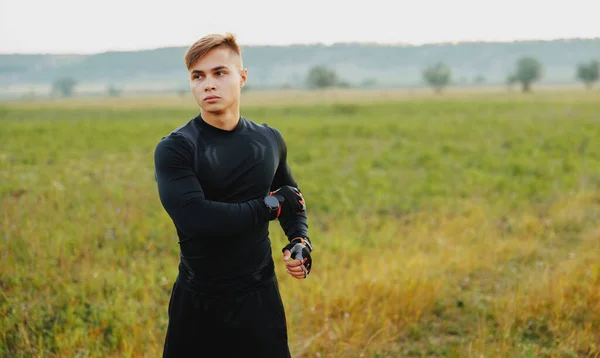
[286,266,304,274]
[282,249,291,261]
[286,259,305,269]
[287,263,304,272]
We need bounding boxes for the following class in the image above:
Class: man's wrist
[263,195,280,221]
[290,236,313,251]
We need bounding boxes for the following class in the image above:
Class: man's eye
[216,71,225,76]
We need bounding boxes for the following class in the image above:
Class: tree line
[50,57,599,98]
[306,57,599,93]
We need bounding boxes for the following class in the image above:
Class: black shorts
[162,272,291,358]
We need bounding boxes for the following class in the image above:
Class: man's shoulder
[169,118,201,141]
[243,117,283,139]
[155,118,199,155]
[160,117,200,143]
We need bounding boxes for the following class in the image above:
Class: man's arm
[268,127,313,279]
[269,128,309,241]
[154,134,270,238]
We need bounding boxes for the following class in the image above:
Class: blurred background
[2,1,600,357]
[1,0,599,99]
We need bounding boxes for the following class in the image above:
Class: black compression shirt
[153,114,309,293]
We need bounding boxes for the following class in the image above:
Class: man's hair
[184,32,242,70]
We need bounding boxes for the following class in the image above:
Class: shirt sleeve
[154,133,270,238]
[268,127,310,242]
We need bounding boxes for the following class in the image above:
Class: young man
[153,33,313,357]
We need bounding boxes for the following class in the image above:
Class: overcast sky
[1,0,599,54]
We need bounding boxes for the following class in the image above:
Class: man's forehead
[190,47,242,71]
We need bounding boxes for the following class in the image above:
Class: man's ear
[240,68,248,88]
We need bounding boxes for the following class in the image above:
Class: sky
[1,0,599,54]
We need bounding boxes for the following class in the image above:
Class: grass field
[2,89,600,357]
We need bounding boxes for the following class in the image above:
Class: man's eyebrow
[190,65,230,74]
[211,65,229,71]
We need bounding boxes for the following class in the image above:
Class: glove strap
[289,237,313,252]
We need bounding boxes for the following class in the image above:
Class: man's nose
[204,80,216,91]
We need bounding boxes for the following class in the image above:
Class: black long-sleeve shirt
[154,114,309,293]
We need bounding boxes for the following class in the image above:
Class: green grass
[1,90,600,357]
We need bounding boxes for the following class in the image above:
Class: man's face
[188,47,247,114]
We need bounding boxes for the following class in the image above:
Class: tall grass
[1,90,599,357]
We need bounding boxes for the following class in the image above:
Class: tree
[51,77,77,97]
[422,62,452,93]
[106,84,122,97]
[514,57,543,92]
[306,66,338,89]
[576,60,599,90]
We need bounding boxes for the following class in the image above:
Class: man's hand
[270,186,306,219]
[282,237,313,279]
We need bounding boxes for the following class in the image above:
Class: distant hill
[1,38,599,98]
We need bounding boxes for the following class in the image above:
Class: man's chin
[200,103,226,114]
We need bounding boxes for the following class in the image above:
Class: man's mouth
[204,95,220,102]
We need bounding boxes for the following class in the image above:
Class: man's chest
[192,133,279,200]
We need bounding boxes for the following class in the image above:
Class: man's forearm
[279,212,309,241]
[159,192,269,238]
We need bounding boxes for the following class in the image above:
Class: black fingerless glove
[270,185,306,219]
[282,237,314,278]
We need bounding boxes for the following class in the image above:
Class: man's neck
[201,109,240,131]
